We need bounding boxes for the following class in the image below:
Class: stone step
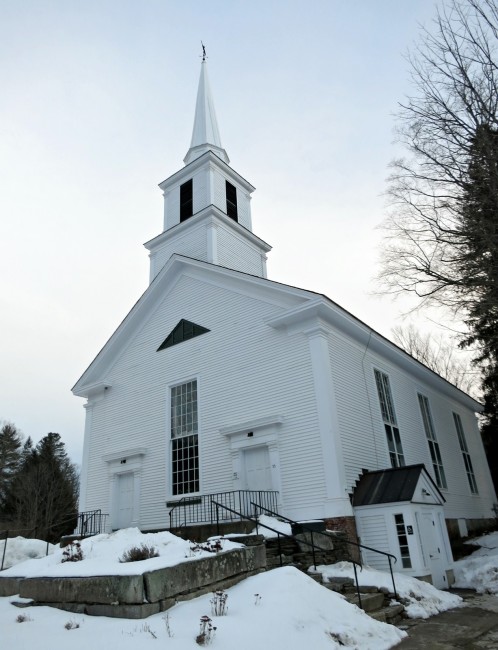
[369,603,405,625]
[345,591,385,613]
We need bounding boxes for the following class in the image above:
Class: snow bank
[0,528,243,578]
[317,561,462,619]
[454,531,498,593]
[250,514,292,538]
[1,566,406,650]
[0,537,55,570]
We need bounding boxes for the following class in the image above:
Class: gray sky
[0,0,442,464]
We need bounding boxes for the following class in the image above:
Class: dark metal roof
[352,464,443,506]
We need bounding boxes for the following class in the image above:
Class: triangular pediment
[157,319,210,351]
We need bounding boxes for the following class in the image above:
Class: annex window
[157,319,210,351]
[394,514,412,568]
[374,369,405,468]
[226,180,238,221]
[418,394,447,489]
[180,179,193,222]
[453,413,478,494]
[171,380,199,495]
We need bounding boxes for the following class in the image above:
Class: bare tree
[379,0,498,312]
[392,325,479,396]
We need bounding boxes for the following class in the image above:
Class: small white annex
[73,59,497,587]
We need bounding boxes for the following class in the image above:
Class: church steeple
[184,59,229,166]
[145,58,271,283]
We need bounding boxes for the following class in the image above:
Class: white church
[73,59,497,588]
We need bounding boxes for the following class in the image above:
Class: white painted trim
[159,150,255,194]
[306,325,350,514]
[219,415,284,437]
[107,453,145,530]
[78,400,94,512]
[165,374,202,500]
[102,447,147,463]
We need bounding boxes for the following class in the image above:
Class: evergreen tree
[0,423,23,512]
[6,433,79,542]
[461,125,498,489]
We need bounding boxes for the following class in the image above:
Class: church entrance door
[243,446,272,491]
[116,472,134,529]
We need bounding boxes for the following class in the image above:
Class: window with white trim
[453,412,478,494]
[418,394,447,489]
[394,513,412,568]
[374,369,405,467]
[170,380,199,495]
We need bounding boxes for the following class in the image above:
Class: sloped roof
[352,464,444,506]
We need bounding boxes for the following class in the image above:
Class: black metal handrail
[252,503,398,600]
[75,510,108,537]
[211,499,365,609]
[167,490,279,529]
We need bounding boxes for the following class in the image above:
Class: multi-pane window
[226,180,238,221]
[171,380,199,495]
[180,179,193,222]
[418,394,447,489]
[394,514,412,568]
[453,413,478,494]
[374,369,405,467]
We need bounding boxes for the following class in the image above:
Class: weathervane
[201,41,207,61]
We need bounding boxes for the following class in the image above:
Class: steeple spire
[184,56,230,166]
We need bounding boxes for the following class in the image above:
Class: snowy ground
[0,528,406,650]
[453,531,498,594]
[0,528,243,577]
[2,527,497,649]
[316,562,462,619]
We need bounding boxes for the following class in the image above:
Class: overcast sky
[0,0,445,464]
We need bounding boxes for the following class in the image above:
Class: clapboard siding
[216,224,264,276]
[323,322,495,520]
[80,266,495,530]
[356,513,391,571]
[84,275,327,530]
[152,223,207,276]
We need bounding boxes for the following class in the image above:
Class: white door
[116,472,134,529]
[420,511,447,588]
[243,447,272,491]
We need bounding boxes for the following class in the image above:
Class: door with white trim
[420,510,447,588]
[243,446,272,491]
[116,472,134,529]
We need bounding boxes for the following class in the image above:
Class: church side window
[226,180,238,221]
[418,394,447,489]
[171,380,199,495]
[180,179,193,222]
[453,413,478,494]
[374,369,405,468]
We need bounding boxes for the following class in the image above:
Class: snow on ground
[0,566,406,650]
[454,531,498,594]
[0,528,243,578]
[0,537,56,570]
[0,528,407,650]
[316,561,462,619]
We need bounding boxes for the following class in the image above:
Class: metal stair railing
[211,499,365,610]
[75,510,108,537]
[252,503,398,600]
[167,490,279,529]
